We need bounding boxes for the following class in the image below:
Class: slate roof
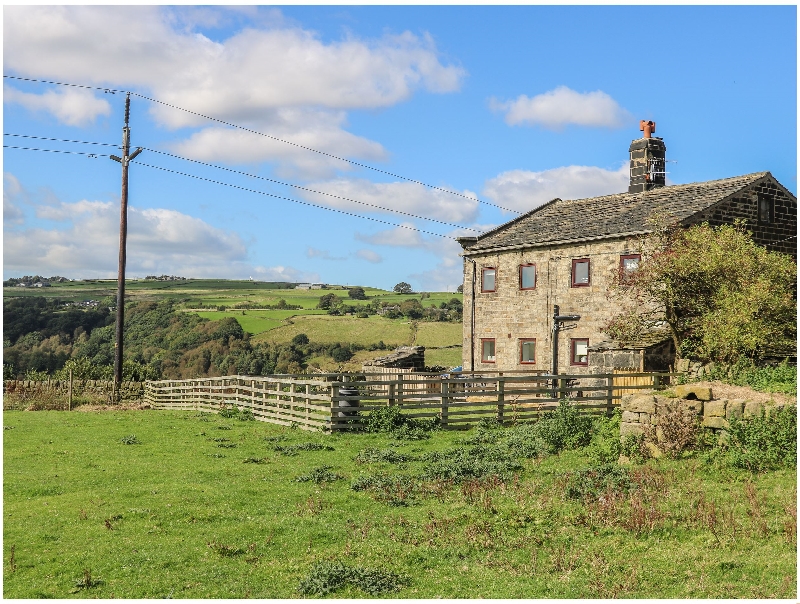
[461,171,772,254]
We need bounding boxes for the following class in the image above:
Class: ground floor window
[481,338,496,363]
[519,339,536,364]
[570,338,589,366]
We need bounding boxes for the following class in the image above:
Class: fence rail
[144,371,673,432]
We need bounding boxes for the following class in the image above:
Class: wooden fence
[144,370,672,432]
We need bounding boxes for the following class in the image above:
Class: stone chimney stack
[628,120,666,193]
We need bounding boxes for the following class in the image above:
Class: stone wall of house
[3,380,145,401]
[686,178,797,258]
[461,236,640,374]
[619,386,791,455]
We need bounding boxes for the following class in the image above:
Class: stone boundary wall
[620,384,792,447]
[3,380,145,401]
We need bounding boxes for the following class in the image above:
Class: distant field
[4,280,460,312]
[194,309,328,335]
[254,315,414,347]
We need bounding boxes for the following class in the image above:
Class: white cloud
[491,86,632,130]
[4,86,111,126]
[2,188,311,280]
[306,247,346,261]
[4,6,464,174]
[355,249,382,263]
[298,178,480,224]
[3,173,25,224]
[252,265,319,283]
[168,113,386,180]
[483,164,629,213]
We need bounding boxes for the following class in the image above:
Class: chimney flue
[640,120,656,138]
[629,121,666,193]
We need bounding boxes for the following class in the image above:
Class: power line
[139,146,479,232]
[4,133,121,147]
[5,131,480,231]
[3,145,108,158]
[4,74,520,215]
[131,160,457,240]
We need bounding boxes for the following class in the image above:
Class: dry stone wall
[620,385,791,451]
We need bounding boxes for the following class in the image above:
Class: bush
[585,411,622,464]
[724,405,797,471]
[564,464,633,500]
[298,561,408,596]
[519,399,593,455]
[363,406,438,440]
[295,465,343,484]
[707,360,797,395]
[420,446,522,482]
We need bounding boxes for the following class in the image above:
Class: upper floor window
[481,267,496,292]
[519,264,536,290]
[570,338,589,366]
[520,339,536,364]
[481,338,496,363]
[571,258,590,287]
[619,254,641,283]
[758,195,774,224]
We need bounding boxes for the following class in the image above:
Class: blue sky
[3,5,796,290]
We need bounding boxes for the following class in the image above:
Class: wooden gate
[613,367,655,396]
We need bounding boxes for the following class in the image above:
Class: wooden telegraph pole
[109,93,142,398]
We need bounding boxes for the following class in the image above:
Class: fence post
[441,380,449,429]
[653,374,662,389]
[397,372,403,408]
[388,381,396,407]
[330,384,339,433]
[606,374,614,415]
[67,368,73,411]
[559,376,568,401]
[497,377,505,425]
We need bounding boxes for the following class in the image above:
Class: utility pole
[109,93,142,397]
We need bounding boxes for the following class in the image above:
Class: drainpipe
[467,258,477,372]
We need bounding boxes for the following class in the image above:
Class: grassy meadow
[3,408,795,599]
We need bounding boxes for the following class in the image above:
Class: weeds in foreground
[274,442,334,456]
[724,406,797,471]
[363,406,439,440]
[745,481,769,538]
[8,545,16,573]
[120,434,141,445]
[208,541,245,557]
[295,465,343,484]
[72,568,102,592]
[298,560,409,596]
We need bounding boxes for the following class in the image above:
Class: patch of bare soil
[73,402,152,412]
[691,380,796,405]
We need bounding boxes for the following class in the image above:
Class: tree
[399,298,424,319]
[456,285,464,293]
[603,221,797,364]
[316,293,338,310]
[348,286,367,300]
[393,282,412,294]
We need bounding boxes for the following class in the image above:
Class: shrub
[298,561,408,596]
[564,464,633,500]
[585,411,622,464]
[510,399,593,456]
[656,407,700,459]
[354,447,415,464]
[351,473,417,505]
[295,465,343,484]
[363,406,438,440]
[275,442,335,456]
[707,360,797,395]
[420,446,521,482]
[724,405,797,471]
[120,434,141,445]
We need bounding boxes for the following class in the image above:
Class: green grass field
[3,409,795,598]
[195,310,329,335]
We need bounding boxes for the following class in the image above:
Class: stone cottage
[457,125,797,375]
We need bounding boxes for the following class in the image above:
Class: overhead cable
[4,74,520,214]
[131,160,456,240]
